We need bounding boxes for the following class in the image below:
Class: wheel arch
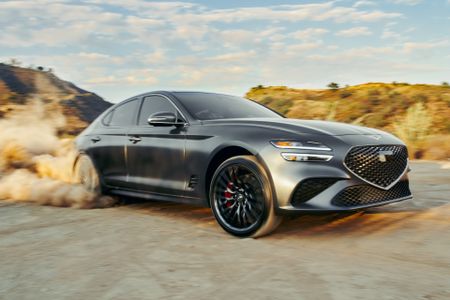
[204,145,256,205]
[72,151,84,173]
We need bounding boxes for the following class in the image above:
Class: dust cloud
[0,100,116,208]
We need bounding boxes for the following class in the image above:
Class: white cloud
[336,27,372,37]
[291,28,329,40]
[402,40,449,53]
[388,0,422,5]
[381,29,403,40]
[353,1,377,8]
[307,46,396,62]
[217,29,256,45]
[1,0,447,102]
[207,51,257,63]
[85,70,159,86]
[0,1,403,50]
[287,42,322,52]
[77,52,126,64]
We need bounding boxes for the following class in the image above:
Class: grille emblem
[378,150,393,162]
[368,135,381,140]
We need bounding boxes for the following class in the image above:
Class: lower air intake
[331,180,411,208]
[291,178,339,206]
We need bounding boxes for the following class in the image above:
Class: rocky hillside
[0,64,112,135]
[246,83,450,159]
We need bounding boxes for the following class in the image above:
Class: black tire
[73,154,102,194]
[209,155,282,238]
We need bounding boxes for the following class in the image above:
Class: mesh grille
[332,180,411,208]
[291,178,338,206]
[344,145,408,188]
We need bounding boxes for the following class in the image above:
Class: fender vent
[188,175,199,189]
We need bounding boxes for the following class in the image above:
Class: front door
[125,95,186,195]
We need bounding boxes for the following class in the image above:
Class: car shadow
[117,196,450,238]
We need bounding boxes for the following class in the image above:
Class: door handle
[129,136,142,143]
[91,136,101,143]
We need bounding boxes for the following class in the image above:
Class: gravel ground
[0,161,449,300]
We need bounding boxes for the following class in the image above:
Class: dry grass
[392,102,432,158]
[421,135,450,160]
[247,83,450,160]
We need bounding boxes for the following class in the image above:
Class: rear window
[108,99,139,126]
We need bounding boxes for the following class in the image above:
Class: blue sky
[0,0,449,102]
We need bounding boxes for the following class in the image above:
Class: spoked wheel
[210,156,282,238]
[73,154,101,194]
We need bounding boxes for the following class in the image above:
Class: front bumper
[258,136,412,213]
[277,173,412,213]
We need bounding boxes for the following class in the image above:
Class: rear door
[125,95,187,195]
[87,98,140,187]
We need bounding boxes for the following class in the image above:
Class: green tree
[327,82,339,89]
[8,58,21,66]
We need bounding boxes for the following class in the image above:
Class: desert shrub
[421,135,450,160]
[393,102,432,158]
[340,90,352,98]
[287,100,329,119]
[367,88,382,105]
[325,101,338,121]
[259,96,274,106]
[368,89,380,96]
[364,113,388,128]
[388,91,401,99]
[440,93,450,106]
[412,93,428,103]
[261,96,292,115]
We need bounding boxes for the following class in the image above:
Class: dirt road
[0,161,449,300]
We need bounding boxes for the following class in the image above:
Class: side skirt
[108,188,206,206]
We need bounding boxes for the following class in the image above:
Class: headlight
[270,140,332,151]
[281,153,333,162]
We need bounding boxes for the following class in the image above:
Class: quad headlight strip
[281,153,333,162]
[270,140,332,151]
[270,140,333,162]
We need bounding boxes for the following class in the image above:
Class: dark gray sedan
[75,91,412,237]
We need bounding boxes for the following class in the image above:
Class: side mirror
[148,111,180,126]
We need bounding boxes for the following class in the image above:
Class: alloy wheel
[212,164,265,232]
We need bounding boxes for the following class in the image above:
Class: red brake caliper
[224,182,234,207]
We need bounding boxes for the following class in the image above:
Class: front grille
[344,145,408,189]
[331,180,411,208]
[291,178,339,206]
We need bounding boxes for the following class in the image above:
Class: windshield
[174,92,283,120]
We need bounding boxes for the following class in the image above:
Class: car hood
[202,118,387,136]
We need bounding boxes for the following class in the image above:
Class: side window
[110,99,139,126]
[138,96,177,126]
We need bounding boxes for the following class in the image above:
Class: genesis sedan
[75,91,412,237]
